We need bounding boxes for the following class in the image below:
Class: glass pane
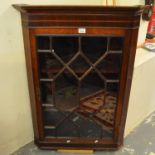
[80,70,105,98]
[107,82,119,93]
[38,53,63,79]
[82,37,107,63]
[96,53,122,80]
[52,36,78,63]
[80,90,105,115]
[43,107,65,137]
[69,55,90,78]
[109,37,124,51]
[44,128,55,137]
[37,36,50,50]
[70,113,103,138]
[40,81,53,105]
[55,70,78,111]
[43,108,65,126]
[56,119,79,137]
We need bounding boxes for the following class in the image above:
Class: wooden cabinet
[13,5,143,150]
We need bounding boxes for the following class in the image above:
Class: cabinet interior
[36,35,124,139]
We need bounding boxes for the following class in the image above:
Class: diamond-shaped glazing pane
[69,55,90,78]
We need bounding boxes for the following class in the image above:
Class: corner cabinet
[13,5,143,150]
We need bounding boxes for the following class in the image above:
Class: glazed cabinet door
[29,28,128,148]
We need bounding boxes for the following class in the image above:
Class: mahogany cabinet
[13,5,143,150]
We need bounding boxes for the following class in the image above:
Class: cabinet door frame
[27,27,138,150]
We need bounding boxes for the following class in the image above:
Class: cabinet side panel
[115,28,139,145]
[29,28,45,140]
[21,13,43,141]
[120,28,139,144]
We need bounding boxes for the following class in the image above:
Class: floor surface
[12,112,155,155]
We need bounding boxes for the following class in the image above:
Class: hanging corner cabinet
[13,4,143,150]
